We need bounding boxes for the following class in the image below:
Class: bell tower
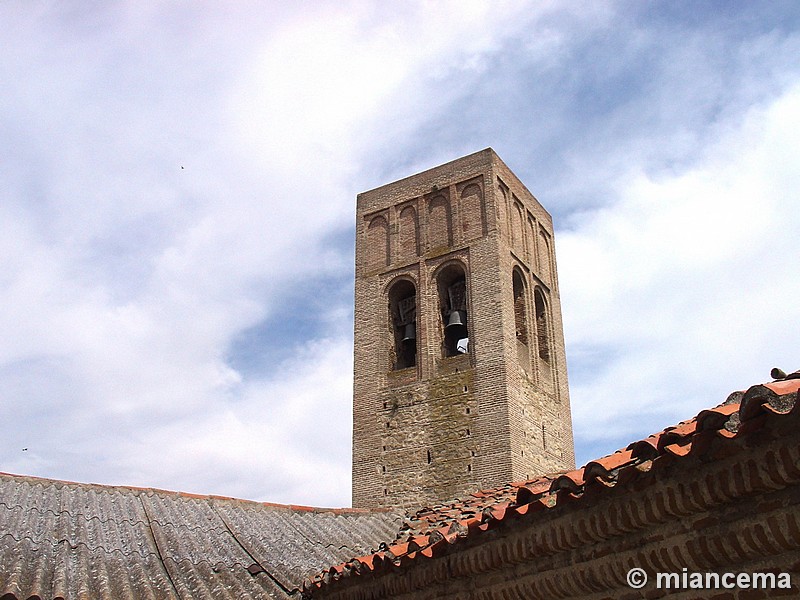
[352,149,574,510]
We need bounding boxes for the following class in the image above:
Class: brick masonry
[353,149,575,510]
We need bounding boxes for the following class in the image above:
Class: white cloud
[124,336,354,505]
[1,1,798,506]
[561,83,800,460]
[0,1,554,504]
[229,0,562,177]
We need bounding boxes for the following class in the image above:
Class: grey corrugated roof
[0,472,404,600]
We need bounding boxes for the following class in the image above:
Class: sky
[2,1,799,508]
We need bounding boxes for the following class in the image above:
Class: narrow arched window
[437,263,469,357]
[388,279,417,370]
[534,289,550,363]
[512,269,528,345]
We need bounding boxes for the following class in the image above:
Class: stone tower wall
[353,149,574,510]
[491,159,575,480]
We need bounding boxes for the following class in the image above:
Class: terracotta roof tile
[763,378,800,395]
[626,434,661,459]
[696,402,739,430]
[304,373,800,596]
[583,448,635,482]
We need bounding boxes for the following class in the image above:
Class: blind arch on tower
[427,194,452,250]
[511,201,525,254]
[397,205,419,261]
[538,229,552,283]
[366,214,389,271]
[460,183,484,241]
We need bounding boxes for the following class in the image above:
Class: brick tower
[352,149,574,510]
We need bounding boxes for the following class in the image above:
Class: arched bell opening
[512,269,528,345]
[513,268,531,371]
[388,279,417,370]
[534,288,550,363]
[437,263,469,357]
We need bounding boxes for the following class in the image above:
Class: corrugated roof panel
[213,501,313,590]
[0,535,55,599]
[288,509,404,558]
[2,478,163,598]
[211,499,404,592]
[0,472,406,600]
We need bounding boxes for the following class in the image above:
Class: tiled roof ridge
[302,375,800,597]
[0,471,392,515]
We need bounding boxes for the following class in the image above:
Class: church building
[353,149,573,510]
[1,150,798,599]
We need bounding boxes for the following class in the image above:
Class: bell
[401,323,416,343]
[445,310,467,339]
